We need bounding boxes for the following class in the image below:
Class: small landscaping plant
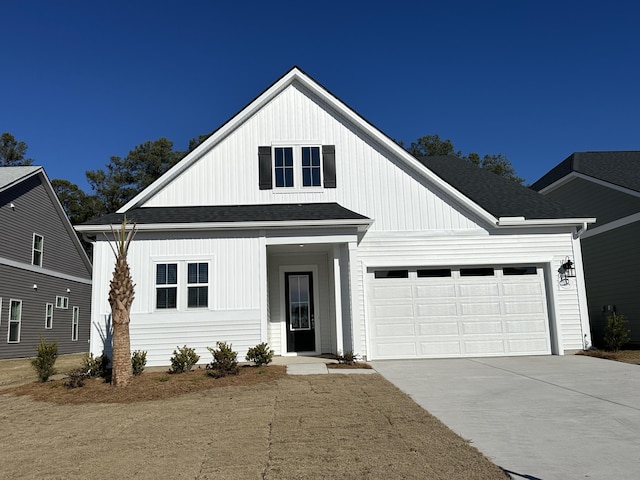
[31,337,58,382]
[206,341,239,378]
[246,342,274,366]
[64,368,89,389]
[131,350,147,376]
[335,350,360,365]
[604,313,631,352]
[83,352,111,379]
[169,345,200,373]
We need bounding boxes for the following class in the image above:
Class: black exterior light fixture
[558,257,576,285]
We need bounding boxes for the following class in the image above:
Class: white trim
[56,295,69,309]
[538,171,640,198]
[332,245,344,354]
[571,228,591,349]
[278,264,321,356]
[0,256,92,285]
[8,298,22,343]
[497,217,596,227]
[32,233,44,267]
[347,242,361,356]
[45,303,54,329]
[258,233,268,343]
[580,211,640,239]
[72,306,79,341]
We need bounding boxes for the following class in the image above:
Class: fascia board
[75,218,373,234]
[497,217,596,227]
[580,211,640,239]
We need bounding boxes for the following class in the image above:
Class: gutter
[497,216,596,228]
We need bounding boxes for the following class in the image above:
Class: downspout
[571,224,592,350]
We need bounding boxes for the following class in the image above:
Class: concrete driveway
[371,355,640,480]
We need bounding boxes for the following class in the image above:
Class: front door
[285,272,315,352]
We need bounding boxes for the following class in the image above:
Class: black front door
[285,272,315,352]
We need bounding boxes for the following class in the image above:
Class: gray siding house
[532,151,640,346]
[0,167,92,359]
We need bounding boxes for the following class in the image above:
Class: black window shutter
[322,145,336,188]
[258,146,272,190]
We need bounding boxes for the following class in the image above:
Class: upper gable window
[259,145,336,190]
[32,234,43,267]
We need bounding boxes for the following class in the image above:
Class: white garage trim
[366,265,552,359]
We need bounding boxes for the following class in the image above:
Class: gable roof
[77,203,372,232]
[0,166,41,192]
[420,156,592,219]
[116,66,593,228]
[531,151,640,193]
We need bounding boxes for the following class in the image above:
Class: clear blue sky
[2,1,639,191]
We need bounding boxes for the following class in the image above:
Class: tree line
[1,131,523,226]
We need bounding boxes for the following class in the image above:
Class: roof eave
[497,217,596,227]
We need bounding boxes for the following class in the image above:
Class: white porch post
[333,244,344,354]
[348,241,362,356]
[259,231,268,343]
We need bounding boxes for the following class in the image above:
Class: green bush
[206,341,239,378]
[245,342,274,366]
[31,337,58,382]
[170,345,200,373]
[83,352,111,379]
[64,368,88,389]
[335,351,360,365]
[131,350,147,376]
[604,313,631,352]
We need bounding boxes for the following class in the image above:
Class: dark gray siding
[582,222,640,346]
[544,177,640,227]
[0,264,91,359]
[0,174,91,279]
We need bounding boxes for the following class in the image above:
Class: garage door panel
[368,266,551,360]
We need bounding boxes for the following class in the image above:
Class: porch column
[259,231,268,343]
[348,241,362,356]
[333,244,344,354]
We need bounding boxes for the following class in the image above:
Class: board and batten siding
[141,84,481,233]
[355,230,587,355]
[90,231,262,366]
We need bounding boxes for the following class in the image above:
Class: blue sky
[2,1,639,191]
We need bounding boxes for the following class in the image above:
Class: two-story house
[77,67,594,366]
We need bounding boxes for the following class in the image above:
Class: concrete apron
[271,355,376,375]
[371,355,640,480]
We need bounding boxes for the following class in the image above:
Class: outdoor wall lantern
[559,257,576,278]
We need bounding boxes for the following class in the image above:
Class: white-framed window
[156,263,178,309]
[56,296,69,309]
[32,233,44,267]
[187,262,208,308]
[45,303,54,329]
[273,145,322,189]
[71,307,79,341]
[8,299,22,343]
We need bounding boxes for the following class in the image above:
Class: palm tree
[107,217,136,387]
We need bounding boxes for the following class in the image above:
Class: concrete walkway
[371,355,640,480]
[271,355,376,375]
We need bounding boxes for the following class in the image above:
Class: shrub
[170,345,200,373]
[604,313,631,352]
[245,342,274,366]
[131,350,147,376]
[83,352,111,379]
[206,341,239,378]
[31,337,58,382]
[64,368,89,389]
[335,351,360,365]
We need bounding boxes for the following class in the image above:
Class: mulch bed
[577,349,640,365]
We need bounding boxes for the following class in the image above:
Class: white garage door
[367,266,551,359]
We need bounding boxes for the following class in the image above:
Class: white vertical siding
[141,85,481,233]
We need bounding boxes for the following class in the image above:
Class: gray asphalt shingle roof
[530,151,640,193]
[0,166,41,190]
[81,202,370,226]
[418,155,591,219]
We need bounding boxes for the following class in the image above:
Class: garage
[367,266,551,359]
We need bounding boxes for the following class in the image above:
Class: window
[156,263,178,309]
[32,234,43,266]
[274,147,294,187]
[460,267,495,277]
[45,303,54,329]
[187,262,208,308]
[374,270,409,279]
[72,307,79,341]
[417,269,452,278]
[56,296,69,309]
[301,147,321,187]
[503,266,537,276]
[8,300,21,343]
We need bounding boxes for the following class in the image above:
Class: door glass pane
[289,275,311,330]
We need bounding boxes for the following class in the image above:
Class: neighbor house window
[32,234,43,266]
[187,262,208,308]
[8,300,22,343]
[45,303,54,329]
[56,296,69,309]
[274,147,294,187]
[72,307,79,341]
[301,147,321,187]
[156,263,178,309]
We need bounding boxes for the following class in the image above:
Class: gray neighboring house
[0,167,92,359]
[531,151,640,347]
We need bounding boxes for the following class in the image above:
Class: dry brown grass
[326,362,373,369]
[578,349,640,365]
